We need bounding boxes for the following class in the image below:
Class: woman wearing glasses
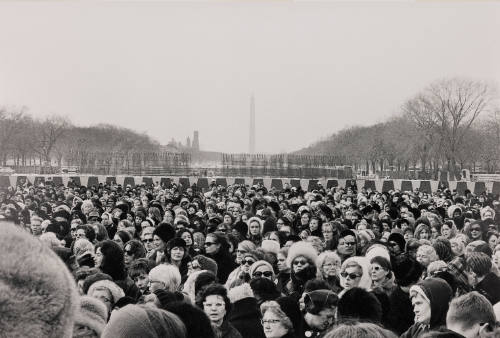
[225,242,258,289]
[260,300,298,338]
[284,242,318,302]
[316,251,342,293]
[197,283,243,338]
[369,256,395,295]
[339,256,371,298]
[204,232,237,283]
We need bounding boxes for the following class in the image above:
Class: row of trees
[0,108,160,169]
[299,78,500,176]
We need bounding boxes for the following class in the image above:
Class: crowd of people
[1,179,500,338]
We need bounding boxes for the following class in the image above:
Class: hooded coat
[400,278,453,338]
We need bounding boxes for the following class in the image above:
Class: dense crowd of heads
[1,179,500,338]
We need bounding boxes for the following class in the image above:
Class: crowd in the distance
[1,179,500,338]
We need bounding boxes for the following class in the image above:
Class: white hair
[149,264,181,292]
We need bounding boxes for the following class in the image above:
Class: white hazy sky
[0,1,499,153]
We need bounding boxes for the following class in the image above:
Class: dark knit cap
[153,223,175,243]
[432,238,453,262]
[391,254,423,287]
[193,255,218,276]
[466,252,492,276]
[304,290,339,315]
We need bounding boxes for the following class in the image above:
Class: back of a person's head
[164,301,216,338]
[446,291,496,333]
[0,221,79,338]
[323,321,397,338]
[149,264,181,292]
[102,304,186,338]
[337,288,382,324]
[466,252,492,277]
[194,270,217,296]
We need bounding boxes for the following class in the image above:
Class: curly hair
[195,283,232,319]
[95,240,127,280]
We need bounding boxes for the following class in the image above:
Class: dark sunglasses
[253,271,273,278]
[341,272,361,279]
[142,239,154,243]
[293,259,308,266]
[242,259,256,266]
[204,242,217,247]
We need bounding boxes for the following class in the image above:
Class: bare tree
[0,107,27,165]
[32,116,70,167]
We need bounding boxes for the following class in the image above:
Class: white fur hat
[261,239,280,256]
[286,241,318,268]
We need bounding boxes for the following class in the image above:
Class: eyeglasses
[340,272,361,279]
[142,238,154,243]
[204,242,217,247]
[293,259,308,266]
[371,266,382,271]
[261,319,281,325]
[253,271,273,278]
[242,259,256,266]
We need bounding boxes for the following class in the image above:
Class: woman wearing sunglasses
[369,256,395,295]
[204,232,237,284]
[284,242,318,302]
[250,260,276,282]
[339,256,371,298]
[225,245,259,290]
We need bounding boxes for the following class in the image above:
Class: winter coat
[115,276,142,301]
[207,249,237,284]
[475,272,500,305]
[229,297,266,338]
[387,286,414,335]
[216,320,243,338]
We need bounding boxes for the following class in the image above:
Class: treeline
[298,78,500,174]
[0,109,160,167]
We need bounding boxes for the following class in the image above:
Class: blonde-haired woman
[316,251,342,293]
[339,256,371,298]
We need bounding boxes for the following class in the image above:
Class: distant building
[192,131,200,152]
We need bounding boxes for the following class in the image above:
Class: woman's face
[203,295,226,325]
[123,244,134,265]
[470,225,482,240]
[253,265,274,280]
[370,263,388,282]
[322,256,340,278]
[170,247,185,262]
[277,253,287,272]
[262,310,288,338]
[342,266,362,289]
[309,219,319,232]
[431,227,439,239]
[223,215,232,225]
[94,247,103,268]
[249,221,260,236]
[300,230,309,241]
[301,214,310,225]
[292,255,310,274]
[489,235,498,250]
[133,199,141,208]
[451,241,461,256]
[416,250,431,267]
[441,224,451,238]
[153,235,165,251]
[322,225,334,241]
[181,232,193,246]
[493,251,500,270]
[91,289,112,314]
[419,228,429,240]
[164,212,174,223]
[236,245,247,264]
[204,235,219,255]
[404,231,414,241]
[113,235,124,249]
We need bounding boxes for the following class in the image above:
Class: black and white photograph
[0,0,500,337]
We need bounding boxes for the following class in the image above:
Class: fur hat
[249,260,275,279]
[391,254,423,287]
[87,280,125,304]
[480,206,496,220]
[365,244,391,262]
[193,255,218,276]
[338,287,382,324]
[74,296,108,336]
[261,239,280,256]
[0,221,79,338]
[228,283,254,303]
[388,233,406,251]
[447,205,463,219]
[286,241,318,268]
[153,223,175,243]
[167,238,187,251]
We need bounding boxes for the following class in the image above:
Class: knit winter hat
[286,241,318,268]
[87,280,125,305]
[249,260,276,279]
[466,252,492,276]
[74,296,108,336]
[0,221,79,338]
[261,239,280,256]
[193,255,218,276]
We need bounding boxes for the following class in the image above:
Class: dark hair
[128,258,152,279]
[304,279,331,293]
[338,287,382,324]
[196,283,232,318]
[124,239,146,260]
[194,271,217,297]
[94,223,109,241]
[115,230,132,245]
[76,224,96,242]
[95,240,127,280]
[165,301,216,338]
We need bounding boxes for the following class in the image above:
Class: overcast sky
[0,1,499,153]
